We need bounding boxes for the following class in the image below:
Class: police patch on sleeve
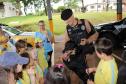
[68,29,71,32]
[68,29,72,35]
[81,25,85,30]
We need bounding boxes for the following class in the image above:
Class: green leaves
[65,0,78,9]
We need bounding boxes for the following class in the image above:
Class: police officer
[61,9,98,84]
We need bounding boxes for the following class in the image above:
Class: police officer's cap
[61,9,73,20]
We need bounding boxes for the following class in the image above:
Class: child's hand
[86,68,96,74]
[62,52,70,61]
[87,79,94,84]
[44,31,49,38]
[45,31,48,36]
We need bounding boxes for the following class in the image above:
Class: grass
[0,11,126,35]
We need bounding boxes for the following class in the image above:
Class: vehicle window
[4,27,22,35]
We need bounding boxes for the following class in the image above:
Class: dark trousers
[47,51,53,67]
[63,54,89,84]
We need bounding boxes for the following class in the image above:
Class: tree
[106,0,109,11]
[12,0,22,15]
[80,0,85,12]
[57,6,66,12]
[1,0,22,15]
[65,0,78,9]
[53,0,78,8]
[20,0,33,15]
[43,0,47,16]
[81,0,84,8]
[63,0,66,6]
[32,0,43,13]
[103,0,109,11]
[32,0,47,16]
[53,0,60,3]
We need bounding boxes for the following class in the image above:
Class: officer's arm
[63,30,70,45]
[87,31,98,44]
[62,31,70,59]
[85,20,99,44]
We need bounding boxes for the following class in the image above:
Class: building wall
[109,2,117,10]
[85,0,118,12]
[123,0,126,11]
[86,4,104,12]
[0,2,4,18]
[0,9,4,18]
[3,2,17,17]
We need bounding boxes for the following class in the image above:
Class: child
[27,42,46,84]
[0,27,15,54]
[0,35,8,55]
[44,64,70,84]
[35,38,48,75]
[15,39,45,84]
[0,51,29,84]
[15,40,35,84]
[87,38,118,84]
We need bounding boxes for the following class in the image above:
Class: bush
[57,6,66,13]
[27,13,34,16]
[53,9,59,13]
[35,11,45,16]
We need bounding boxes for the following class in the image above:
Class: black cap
[61,9,73,20]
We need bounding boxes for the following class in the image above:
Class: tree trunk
[63,0,65,6]
[43,0,47,16]
[15,0,22,15]
[24,7,27,15]
[106,0,109,11]
[81,0,85,12]
[82,0,84,8]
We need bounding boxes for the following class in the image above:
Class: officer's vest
[67,19,88,45]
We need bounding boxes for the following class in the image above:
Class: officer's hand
[80,38,88,45]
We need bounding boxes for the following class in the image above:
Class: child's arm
[27,67,36,84]
[86,67,97,74]
[87,79,94,84]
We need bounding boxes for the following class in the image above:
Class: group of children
[0,24,119,84]
[0,26,72,84]
[0,23,73,84]
[0,35,47,84]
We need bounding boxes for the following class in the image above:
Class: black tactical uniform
[63,19,96,84]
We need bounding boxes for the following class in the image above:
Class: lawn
[0,11,126,35]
